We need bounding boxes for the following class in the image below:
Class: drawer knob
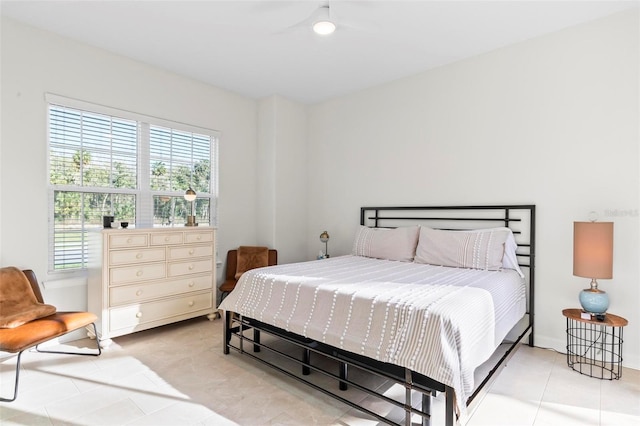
[189,249,195,255]
[196,235,201,240]
[188,282,195,287]
[136,290,143,296]
[136,270,143,277]
[165,236,170,242]
[188,265,194,270]
[136,253,143,259]
[136,312,143,318]
[188,301,195,307]
[127,238,132,244]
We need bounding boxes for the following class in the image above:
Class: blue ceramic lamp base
[579,287,609,315]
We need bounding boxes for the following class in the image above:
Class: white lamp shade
[184,188,196,202]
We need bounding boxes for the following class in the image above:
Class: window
[47,95,218,272]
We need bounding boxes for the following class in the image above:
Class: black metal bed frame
[223,205,536,426]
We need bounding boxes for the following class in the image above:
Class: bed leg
[339,362,348,391]
[223,311,231,355]
[253,329,261,352]
[445,386,455,426]
[302,348,311,375]
[404,369,413,426]
[422,391,431,426]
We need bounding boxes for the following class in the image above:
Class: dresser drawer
[110,263,165,285]
[168,245,213,260]
[184,231,213,244]
[167,258,213,277]
[150,232,183,246]
[109,274,213,306]
[109,292,213,331]
[109,233,148,249]
[109,247,166,265]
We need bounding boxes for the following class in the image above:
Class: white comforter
[219,255,526,414]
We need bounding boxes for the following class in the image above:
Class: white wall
[0,17,259,295]
[257,96,308,264]
[306,10,639,368]
[272,97,308,263]
[257,97,278,247]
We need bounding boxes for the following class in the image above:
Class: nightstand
[563,308,627,380]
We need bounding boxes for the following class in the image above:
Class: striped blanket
[219,255,526,415]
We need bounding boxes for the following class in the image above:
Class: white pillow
[352,225,420,262]
[502,231,524,277]
[415,226,512,271]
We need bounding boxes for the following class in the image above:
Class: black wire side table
[563,308,628,380]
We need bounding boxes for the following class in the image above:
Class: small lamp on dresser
[573,220,613,318]
[184,188,197,227]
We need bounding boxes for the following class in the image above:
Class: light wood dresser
[88,227,216,345]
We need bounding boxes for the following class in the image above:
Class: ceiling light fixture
[312,5,336,35]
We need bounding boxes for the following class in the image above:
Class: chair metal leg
[34,323,102,356]
[0,351,24,402]
[1,323,102,403]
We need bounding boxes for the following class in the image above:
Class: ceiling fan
[273,0,375,36]
[273,1,337,36]
[310,3,336,35]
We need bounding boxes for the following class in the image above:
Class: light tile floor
[0,317,638,425]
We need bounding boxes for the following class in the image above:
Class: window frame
[46,93,219,274]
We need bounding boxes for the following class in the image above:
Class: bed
[219,205,535,426]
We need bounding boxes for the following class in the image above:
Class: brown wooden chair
[0,268,101,402]
[219,248,277,300]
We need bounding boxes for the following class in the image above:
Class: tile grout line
[530,350,561,426]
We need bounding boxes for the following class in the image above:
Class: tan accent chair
[0,268,101,402]
[219,248,277,300]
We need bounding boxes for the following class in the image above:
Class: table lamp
[319,231,330,258]
[184,188,197,226]
[573,221,613,315]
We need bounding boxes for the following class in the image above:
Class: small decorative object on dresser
[102,215,114,228]
[88,227,216,346]
[563,308,627,380]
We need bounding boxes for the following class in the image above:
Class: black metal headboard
[360,204,536,345]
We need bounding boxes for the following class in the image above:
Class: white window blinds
[47,96,218,272]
